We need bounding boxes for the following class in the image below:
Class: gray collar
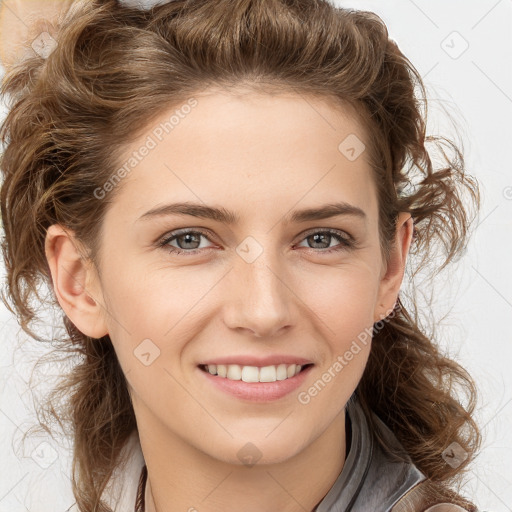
[314,394,426,512]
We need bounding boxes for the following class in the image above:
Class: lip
[197,363,314,402]
[199,355,313,367]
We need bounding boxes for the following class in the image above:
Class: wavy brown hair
[0,0,481,510]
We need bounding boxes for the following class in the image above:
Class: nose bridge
[224,234,294,337]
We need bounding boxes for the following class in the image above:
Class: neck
[140,410,347,512]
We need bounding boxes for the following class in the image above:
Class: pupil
[181,233,199,249]
[311,233,328,248]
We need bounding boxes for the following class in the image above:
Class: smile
[199,363,314,383]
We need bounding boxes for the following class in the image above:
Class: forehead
[106,87,379,226]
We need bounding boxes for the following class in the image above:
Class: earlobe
[45,224,109,339]
[373,213,414,323]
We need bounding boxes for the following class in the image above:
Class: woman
[0,0,482,510]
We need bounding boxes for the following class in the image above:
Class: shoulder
[358,405,479,512]
[423,506,473,512]
[390,480,479,512]
[393,500,473,511]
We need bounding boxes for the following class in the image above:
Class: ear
[44,224,109,339]
[373,212,414,323]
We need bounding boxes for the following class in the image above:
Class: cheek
[292,266,376,415]
[295,259,380,326]
[293,262,379,378]
[100,255,193,330]
[98,259,218,374]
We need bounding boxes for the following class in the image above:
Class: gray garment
[314,394,426,512]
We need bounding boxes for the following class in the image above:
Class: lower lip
[198,365,314,402]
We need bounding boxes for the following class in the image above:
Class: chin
[205,436,307,467]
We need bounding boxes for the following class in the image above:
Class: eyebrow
[137,201,366,225]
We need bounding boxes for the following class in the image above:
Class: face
[46,87,412,466]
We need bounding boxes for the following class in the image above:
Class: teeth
[204,363,305,382]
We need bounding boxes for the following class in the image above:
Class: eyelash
[157,228,356,256]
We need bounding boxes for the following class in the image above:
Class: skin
[45,88,413,512]
[0,0,74,69]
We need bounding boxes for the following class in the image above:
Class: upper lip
[199,355,313,367]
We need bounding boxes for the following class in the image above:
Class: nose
[222,247,295,339]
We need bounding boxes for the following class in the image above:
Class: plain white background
[0,0,511,511]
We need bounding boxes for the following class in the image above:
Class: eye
[294,229,355,254]
[158,229,215,255]
[158,227,356,256]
